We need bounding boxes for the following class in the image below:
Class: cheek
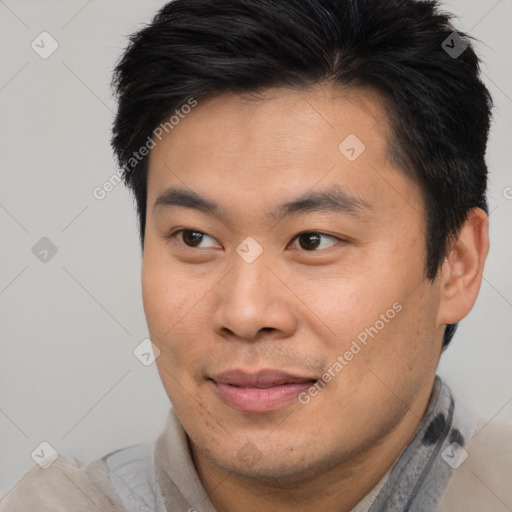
[360,284,441,388]
[307,262,439,374]
[296,269,398,345]
[142,256,215,370]
[142,249,197,335]
[141,261,173,337]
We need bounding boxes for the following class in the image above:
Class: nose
[211,255,298,341]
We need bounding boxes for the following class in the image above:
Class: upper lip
[210,369,317,388]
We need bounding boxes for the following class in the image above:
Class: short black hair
[111,0,492,348]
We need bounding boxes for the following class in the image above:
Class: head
[111,0,491,484]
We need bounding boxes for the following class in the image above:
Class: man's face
[142,85,444,480]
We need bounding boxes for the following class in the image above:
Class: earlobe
[437,208,489,325]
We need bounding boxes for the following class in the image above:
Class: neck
[191,384,434,512]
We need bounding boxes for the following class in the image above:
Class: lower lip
[211,380,315,412]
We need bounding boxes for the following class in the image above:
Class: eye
[289,232,340,251]
[172,229,221,248]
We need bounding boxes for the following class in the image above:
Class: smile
[209,369,318,413]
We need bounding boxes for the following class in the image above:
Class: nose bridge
[228,233,273,295]
[211,249,296,340]
[227,252,272,313]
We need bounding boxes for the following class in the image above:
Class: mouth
[209,370,318,413]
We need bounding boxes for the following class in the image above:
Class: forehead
[146,84,421,224]
[150,84,391,161]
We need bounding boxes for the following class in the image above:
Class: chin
[198,433,348,484]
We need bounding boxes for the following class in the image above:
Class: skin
[142,84,489,512]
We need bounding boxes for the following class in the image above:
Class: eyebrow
[153,186,372,221]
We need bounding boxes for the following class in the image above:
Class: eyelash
[168,229,342,252]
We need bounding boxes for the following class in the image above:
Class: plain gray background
[1,0,511,498]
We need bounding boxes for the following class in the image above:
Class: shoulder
[0,445,153,512]
[438,419,512,512]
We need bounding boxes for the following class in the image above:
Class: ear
[437,207,489,327]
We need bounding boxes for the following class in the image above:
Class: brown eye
[173,229,220,249]
[290,232,339,251]
[298,233,321,250]
[181,230,205,247]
